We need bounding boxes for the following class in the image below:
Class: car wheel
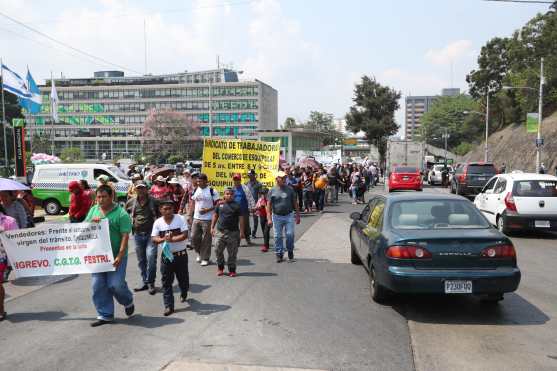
[350,244,362,265]
[44,199,61,215]
[497,215,509,235]
[369,266,388,303]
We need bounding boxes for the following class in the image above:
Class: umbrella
[150,167,175,181]
[0,178,30,191]
[296,157,321,171]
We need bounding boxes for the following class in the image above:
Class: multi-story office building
[404,88,460,141]
[26,69,278,160]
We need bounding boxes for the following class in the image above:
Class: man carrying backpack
[125,181,159,295]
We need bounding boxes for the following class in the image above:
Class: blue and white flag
[19,69,42,114]
[1,64,31,99]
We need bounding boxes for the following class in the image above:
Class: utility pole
[536,57,544,172]
[484,91,490,162]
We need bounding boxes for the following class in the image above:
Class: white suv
[474,172,557,234]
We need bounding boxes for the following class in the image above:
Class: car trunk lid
[392,229,513,269]
[512,179,557,215]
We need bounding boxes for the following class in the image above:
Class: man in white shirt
[152,199,189,316]
[187,173,219,266]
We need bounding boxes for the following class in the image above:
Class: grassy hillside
[464,112,557,174]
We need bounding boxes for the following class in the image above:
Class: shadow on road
[9,274,77,287]
[391,292,549,326]
[5,310,73,323]
[185,298,231,316]
[236,259,255,266]
[510,231,557,240]
[235,272,277,277]
[126,313,184,328]
[174,283,211,294]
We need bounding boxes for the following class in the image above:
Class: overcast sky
[0,0,550,135]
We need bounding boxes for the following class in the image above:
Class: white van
[31,163,131,215]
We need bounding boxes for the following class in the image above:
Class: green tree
[283,117,298,129]
[0,87,23,169]
[30,133,51,154]
[418,95,483,151]
[61,147,84,163]
[345,76,400,162]
[305,111,334,131]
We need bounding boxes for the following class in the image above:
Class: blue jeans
[134,233,157,284]
[315,189,325,210]
[272,213,295,256]
[91,256,134,321]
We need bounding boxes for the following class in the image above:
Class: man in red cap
[68,180,93,223]
[232,173,255,246]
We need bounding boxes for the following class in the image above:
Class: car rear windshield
[389,200,490,230]
[394,167,418,173]
[467,164,496,175]
[513,180,557,197]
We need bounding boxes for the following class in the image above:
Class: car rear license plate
[535,220,550,228]
[477,177,486,181]
[444,280,472,294]
[403,176,409,180]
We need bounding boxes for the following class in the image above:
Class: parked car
[349,193,521,303]
[474,172,557,234]
[450,162,497,196]
[32,163,131,215]
[428,164,453,185]
[387,166,422,192]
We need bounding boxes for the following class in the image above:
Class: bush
[454,142,474,156]
[60,147,84,163]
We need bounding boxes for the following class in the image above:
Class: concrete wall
[258,80,278,130]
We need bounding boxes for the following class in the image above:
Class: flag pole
[1,59,9,175]
[50,71,54,156]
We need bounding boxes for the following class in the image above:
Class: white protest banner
[0,220,115,278]
[296,150,341,165]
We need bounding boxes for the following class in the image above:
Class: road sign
[536,138,544,147]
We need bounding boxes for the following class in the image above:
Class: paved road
[3,186,556,371]
[1,193,413,371]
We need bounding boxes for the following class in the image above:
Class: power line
[0,10,142,74]
[0,24,118,71]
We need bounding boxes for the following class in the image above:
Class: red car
[388,166,422,192]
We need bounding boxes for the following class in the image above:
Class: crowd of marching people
[0,159,381,324]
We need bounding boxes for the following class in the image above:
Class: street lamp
[502,57,544,172]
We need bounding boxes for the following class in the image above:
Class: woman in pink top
[0,205,19,321]
[150,176,172,200]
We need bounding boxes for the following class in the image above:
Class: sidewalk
[294,200,354,264]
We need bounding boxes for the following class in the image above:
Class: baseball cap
[232,173,242,180]
[276,171,287,178]
[135,181,147,188]
[168,177,180,184]
[96,174,109,183]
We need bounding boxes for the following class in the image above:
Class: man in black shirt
[211,187,245,277]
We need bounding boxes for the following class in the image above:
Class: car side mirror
[350,212,361,221]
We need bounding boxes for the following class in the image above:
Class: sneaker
[125,304,135,317]
[90,319,112,327]
[164,307,174,316]
[134,284,148,292]
[148,284,156,295]
[180,294,187,303]
[287,251,295,262]
[261,245,269,252]
[276,254,283,263]
[200,260,209,266]
[196,255,201,263]
[217,268,224,276]
[228,271,237,277]
[251,234,257,239]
